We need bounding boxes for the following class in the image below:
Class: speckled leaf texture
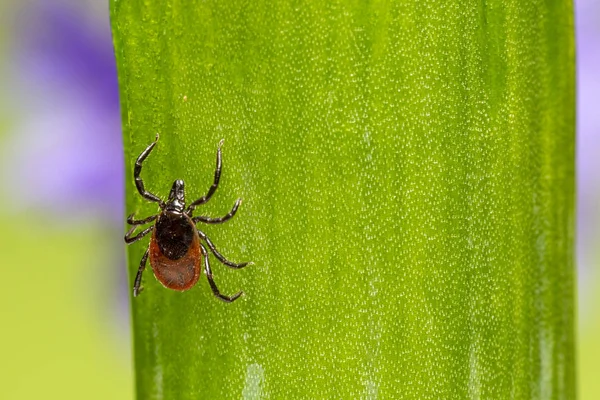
[111,0,575,399]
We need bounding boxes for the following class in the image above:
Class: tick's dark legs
[125,225,155,244]
[127,213,158,225]
[186,140,224,214]
[192,199,242,224]
[133,248,150,297]
[200,243,243,302]
[197,229,251,269]
[134,134,164,207]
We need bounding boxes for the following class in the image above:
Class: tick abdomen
[150,212,201,291]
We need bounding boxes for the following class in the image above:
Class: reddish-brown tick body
[149,211,201,291]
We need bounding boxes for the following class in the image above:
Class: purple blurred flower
[1,1,123,221]
[575,0,600,314]
[0,0,131,339]
[577,0,600,192]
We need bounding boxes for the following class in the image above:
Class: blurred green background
[0,0,597,399]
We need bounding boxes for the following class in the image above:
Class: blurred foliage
[0,215,131,399]
[580,287,600,398]
[111,0,575,399]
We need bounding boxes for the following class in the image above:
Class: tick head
[166,179,186,212]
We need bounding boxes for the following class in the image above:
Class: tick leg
[133,248,149,297]
[200,243,243,303]
[134,134,164,206]
[124,225,155,244]
[197,229,251,269]
[192,198,242,224]
[186,139,224,214]
[127,213,158,225]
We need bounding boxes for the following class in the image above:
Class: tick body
[124,134,250,302]
[150,212,201,291]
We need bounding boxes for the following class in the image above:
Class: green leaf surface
[111,1,575,398]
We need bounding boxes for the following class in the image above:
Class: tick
[124,134,251,302]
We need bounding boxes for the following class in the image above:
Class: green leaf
[111,1,576,398]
